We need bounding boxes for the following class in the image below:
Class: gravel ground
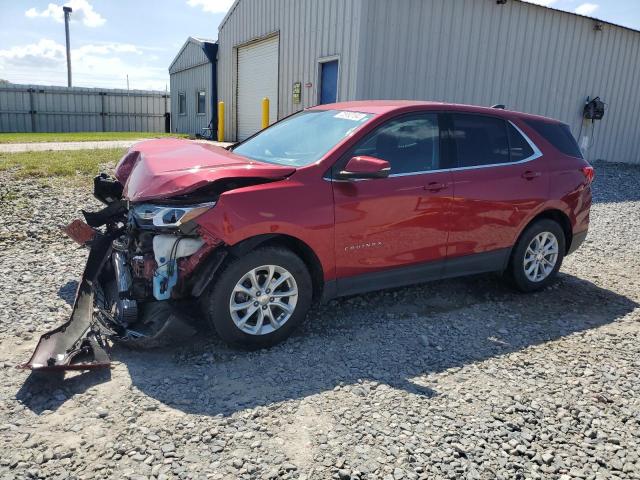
[0,162,639,480]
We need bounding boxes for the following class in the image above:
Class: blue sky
[0,0,638,91]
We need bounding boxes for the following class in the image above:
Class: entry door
[446,113,548,258]
[319,60,339,104]
[237,36,279,140]
[332,113,452,281]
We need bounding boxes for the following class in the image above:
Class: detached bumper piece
[19,232,116,371]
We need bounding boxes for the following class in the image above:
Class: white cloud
[186,0,234,14]
[522,0,558,6]
[25,0,106,27]
[0,39,166,90]
[575,3,600,16]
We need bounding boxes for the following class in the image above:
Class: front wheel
[204,247,312,348]
[508,219,566,292]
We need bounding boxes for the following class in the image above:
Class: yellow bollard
[261,97,269,129]
[217,101,224,142]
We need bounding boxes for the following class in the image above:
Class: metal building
[217,0,640,164]
[169,37,218,136]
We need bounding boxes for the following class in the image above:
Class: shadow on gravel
[16,369,111,414]
[57,280,78,306]
[122,272,636,416]
[17,272,637,416]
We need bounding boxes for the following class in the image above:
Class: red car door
[331,113,453,289]
[446,113,549,263]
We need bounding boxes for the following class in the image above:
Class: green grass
[0,131,188,144]
[0,148,125,179]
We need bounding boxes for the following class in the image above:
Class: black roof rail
[491,104,507,109]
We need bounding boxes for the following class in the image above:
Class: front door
[332,113,453,286]
[319,60,339,104]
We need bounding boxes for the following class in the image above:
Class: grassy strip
[0,148,125,178]
[0,131,188,144]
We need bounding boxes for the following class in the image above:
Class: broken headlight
[131,202,216,229]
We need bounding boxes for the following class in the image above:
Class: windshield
[232,110,373,167]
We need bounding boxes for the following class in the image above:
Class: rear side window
[525,120,583,158]
[508,123,535,161]
[450,114,510,167]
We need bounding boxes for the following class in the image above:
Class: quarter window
[508,123,535,161]
[196,91,206,115]
[351,114,440,175]
[178,93,186,115]
[450,114,510,167]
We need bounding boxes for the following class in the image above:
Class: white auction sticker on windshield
[334,111,367,121]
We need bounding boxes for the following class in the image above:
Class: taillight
[582,165,595,184]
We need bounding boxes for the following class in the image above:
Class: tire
[204,247,313,349]
[508,219,566,292]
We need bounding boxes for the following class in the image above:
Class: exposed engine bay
[21,174,226,370]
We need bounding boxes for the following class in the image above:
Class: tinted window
[508,123,535,161]
[233,110,372,167]
[451,114,509,167]
[525,120,583,158]
[196,91,206,114]
[351,114,440,174]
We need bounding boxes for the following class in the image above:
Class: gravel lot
[1,162,639,480]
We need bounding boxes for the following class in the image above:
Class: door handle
[424,182,448,192]
[521,170,541,180]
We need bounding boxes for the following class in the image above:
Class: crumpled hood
[115,139,296,202]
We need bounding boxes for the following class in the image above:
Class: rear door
[332,112,453,283]
[446,113,548,262]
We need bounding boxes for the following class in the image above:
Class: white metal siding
[237,36,279,140]
[217,0,364,141]
[356,0,640,164]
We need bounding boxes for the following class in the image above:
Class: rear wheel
[508,219,565,292]
[205,247,312,348]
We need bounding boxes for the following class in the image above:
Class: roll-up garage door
[237,36,279,140]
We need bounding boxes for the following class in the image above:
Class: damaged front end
[21,174,223,371]
[22,139,296,372]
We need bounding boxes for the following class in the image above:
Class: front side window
[196,91,206,115]
[351,113,440,175]
[451,114,509,167]
[178,93,186,115]
[232,110,372,167]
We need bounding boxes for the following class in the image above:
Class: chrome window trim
[325,120,543,181]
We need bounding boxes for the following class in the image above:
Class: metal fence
[0,84,170,133]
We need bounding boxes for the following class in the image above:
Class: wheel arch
[227,233,325,302]
[515,209,573,255]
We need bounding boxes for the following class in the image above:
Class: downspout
[202,42,219,139]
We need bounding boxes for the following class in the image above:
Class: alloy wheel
[523,231,559,282]
[229,265,298,335]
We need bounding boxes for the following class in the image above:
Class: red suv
[26,101,593,369]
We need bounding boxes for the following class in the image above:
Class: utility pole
[63,6,73,87]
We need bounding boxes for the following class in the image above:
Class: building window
[196,91,206,115]
[178,93,186,115]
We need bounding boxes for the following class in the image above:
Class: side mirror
[338,156,390,180]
